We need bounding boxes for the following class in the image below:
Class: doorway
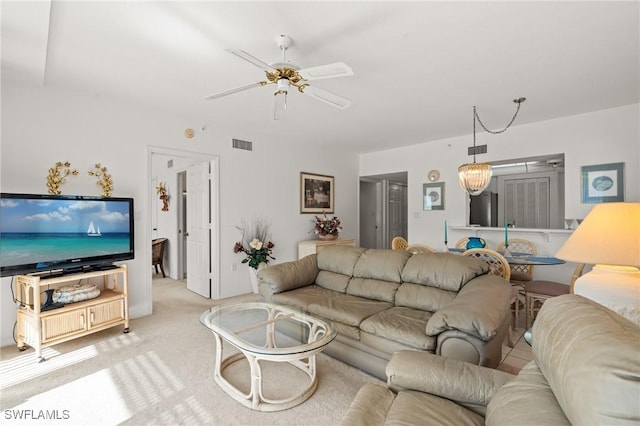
[359,172,408,249]
[147,147,220,306]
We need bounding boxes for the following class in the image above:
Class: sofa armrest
[426,274,511,341]
[386,351,513,411]
[257,254,319,297]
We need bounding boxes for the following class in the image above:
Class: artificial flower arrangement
[313,212,342,239]
[233,219,275,269]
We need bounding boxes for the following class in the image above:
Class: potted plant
[313,212,342,240]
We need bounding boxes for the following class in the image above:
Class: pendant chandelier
[458,98,526,195]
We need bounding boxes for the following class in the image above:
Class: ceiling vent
[232,138,253,151]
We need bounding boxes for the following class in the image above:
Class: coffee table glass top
[200,301,336,356]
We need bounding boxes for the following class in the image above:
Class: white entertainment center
[14,264,129,362]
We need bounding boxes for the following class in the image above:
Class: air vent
[232,138,253,151]
[468,145,487,156]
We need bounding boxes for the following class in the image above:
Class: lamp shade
[556,203,640,267]
[458,162,493,195]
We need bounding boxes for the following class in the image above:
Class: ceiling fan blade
[273,91,287,120]
[302,85,352,109]
[226,48,275,72]
[204,82,264,101]
[298,62,354,81]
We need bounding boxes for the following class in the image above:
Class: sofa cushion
[258,254,318,296]
[308,293,392,327]
[271,284,336,311]
[316,270,352,293]
[346,278,400,303]
[353,248,411,282]
[360,306,436,350]
[401,252,489,292]
[317,245,367,276]
[386,390,484,426]
[339,383,397,426]
[486,361,569,425]
[360,332,425,356]
[530,294,640,425]
[395,282,457,311]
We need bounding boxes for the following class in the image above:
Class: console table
[15,264,129,362]
[298,238,356,259]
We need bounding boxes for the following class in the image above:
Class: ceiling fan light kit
[458,97,526,195]
[205,34,354,120]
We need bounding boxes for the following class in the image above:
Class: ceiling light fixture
[458,97,526,195]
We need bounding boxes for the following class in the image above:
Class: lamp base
[573,265,640,323]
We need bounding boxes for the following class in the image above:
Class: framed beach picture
[581,162,624,203]
[423,182,445,210]
[300,172,334,214]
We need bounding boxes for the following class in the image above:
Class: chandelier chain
[473,100,523,135]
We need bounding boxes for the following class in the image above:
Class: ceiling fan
[204,35,354,120]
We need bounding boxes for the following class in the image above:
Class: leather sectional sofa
[340,294,640,425]
[257,245,512,379]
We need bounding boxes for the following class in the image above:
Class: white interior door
[186,161,211,298]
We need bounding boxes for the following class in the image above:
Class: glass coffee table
[200,301,336,412]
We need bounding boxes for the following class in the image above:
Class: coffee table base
[213,333,319,412]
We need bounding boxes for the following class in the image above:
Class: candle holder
[443,241,449,252]
[501,244,512,258]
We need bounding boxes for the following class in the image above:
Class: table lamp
[555,203,640,320]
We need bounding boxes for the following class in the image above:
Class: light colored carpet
[1,278,382,425]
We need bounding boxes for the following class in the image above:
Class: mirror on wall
[468,154,565,230]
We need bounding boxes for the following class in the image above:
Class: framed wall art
[423,182,445,211]
[300,172,334,214]
[581,162,624,203]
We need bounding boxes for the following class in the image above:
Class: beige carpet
[1,278,382,425]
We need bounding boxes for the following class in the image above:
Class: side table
[297,238,356,259]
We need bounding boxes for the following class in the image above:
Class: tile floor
[497,313,534,375]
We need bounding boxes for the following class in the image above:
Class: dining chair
[462,248,511,281]
[152,238,168,278]
[462,248,516,346]
[455,237,470,249]
[405,244,437,254]
[497,238,536,329]
[391,236,409,250]
[524,263,586,329]
[496,238,537,284]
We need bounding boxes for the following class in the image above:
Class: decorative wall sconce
[88,163,113,197]
[156,182,170,211]
[47,161,79,195]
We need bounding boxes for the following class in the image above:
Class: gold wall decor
[47,161,79,195]
[156,181,169,211]
[88,163,114,197]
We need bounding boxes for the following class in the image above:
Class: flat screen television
[0,193,135,277]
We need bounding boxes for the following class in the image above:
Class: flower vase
[466,237,486,249]
[248,263,267,294]
[318,234,338,241]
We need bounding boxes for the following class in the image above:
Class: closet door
[504,177,550,228]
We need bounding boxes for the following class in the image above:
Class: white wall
[0,82,359,346]
[360,104,640,282]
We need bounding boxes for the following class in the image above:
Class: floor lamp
[555,203,640,321]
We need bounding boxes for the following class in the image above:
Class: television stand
[15,264,129,362]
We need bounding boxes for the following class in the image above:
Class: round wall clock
[428,170,440,182]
